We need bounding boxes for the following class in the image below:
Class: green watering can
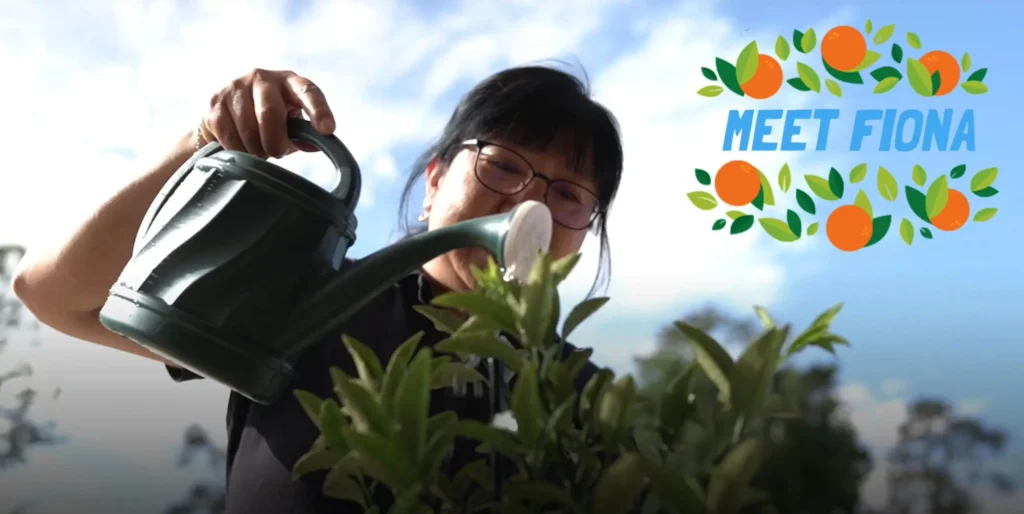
[99,118,553,404]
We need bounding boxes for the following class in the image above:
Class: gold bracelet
[194,123,206,151]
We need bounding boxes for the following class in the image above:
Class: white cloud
[880,378,908,396]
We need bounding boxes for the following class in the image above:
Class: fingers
[230,85,265,157]
[283,74,336,134]
[205,98,245,153]
[253,78,290,158]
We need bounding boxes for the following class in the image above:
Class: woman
[12,64,624,513]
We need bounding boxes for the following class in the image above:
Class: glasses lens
[548,181,598,229]
[476,145,533,194]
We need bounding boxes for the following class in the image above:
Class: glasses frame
[460,139,601,230]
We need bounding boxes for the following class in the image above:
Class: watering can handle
[285,117,361,208]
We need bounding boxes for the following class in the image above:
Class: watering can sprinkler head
[98,118,553,405]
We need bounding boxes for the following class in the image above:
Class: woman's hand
[199,68,337,159]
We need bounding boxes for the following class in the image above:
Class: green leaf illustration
[849,163,868,184]
[731,215,755,235]
[874,77,900,94]
[899,218,914,246]
[970,167,998,192]
[792,29,806,53]
[891,43,903,64]
[925,175,949,219]
[853,51,882,71]
[786,209,802,237]
[701,67,718,80]
[877,166,899,201]
[854,190,873,217]
[865,19,873,34]
[736,41,760,85]
[687,191,718,210]
[797,62,822,92]
[805,175,838,201]
[828,167,845,199]
[864,215,892,248]
[801,28,817,53]
[961,52,971,72]
[726,210,746,220]
[715,58,745,96]
[912,165,927,187]
[695,168,712,186]
[931,71,941,95]
[757,169,776,206]
[788,77,811,91]
[807,222,819,236]
[712,219,728,231]
[968,68,987,82]
[906,58,934,97]
[775,36,790,61]
[905,32,922,49]
[961,81,988,95]
[920,227,933,239]
[871,66,903,81]
[759,218,799,242]
[873,24,895,45]
[823,59,864,84]
[778,164,792,193]
[949,164,967,179]
[698,85,724,97]
[826,79,842,97]
[973,187,999,198]
[905,187,931,223]
[795,189,816,214]
[973,208,998,222]
[752,187,765,211]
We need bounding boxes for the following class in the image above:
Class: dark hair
[397,61,624,298]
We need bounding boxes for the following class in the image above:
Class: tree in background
[885,398,1016,514]
[164,424,227,514]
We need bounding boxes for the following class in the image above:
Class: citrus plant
[291,252,848,514]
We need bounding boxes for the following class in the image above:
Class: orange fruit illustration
[826,205,873,252]
[740,54,784,99]
[919,50,961,96]
[714,160,762,206]
[821,26,867,72]
[930,189,970,231]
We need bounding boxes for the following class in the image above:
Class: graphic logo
[696,19,989,99]
[689,20,998,252]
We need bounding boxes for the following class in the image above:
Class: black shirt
[167,264,600,514]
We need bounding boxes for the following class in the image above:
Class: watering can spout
[274,199,553,359]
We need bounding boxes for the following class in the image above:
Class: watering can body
[99,119,553,405]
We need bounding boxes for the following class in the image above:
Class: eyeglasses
[461,139,600,230]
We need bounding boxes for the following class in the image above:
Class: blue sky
[0,0,1020,512]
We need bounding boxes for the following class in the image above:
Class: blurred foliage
[164,424,226,514]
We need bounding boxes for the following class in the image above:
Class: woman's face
[421,139,599,292]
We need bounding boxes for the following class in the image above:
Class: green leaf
[905,187,931,223]
[435,332,523,370]
[712,219,727,231]
[823,59,864,84]
[343,428,417,488]
[695,168,712,185]
[431,361,486,389]
[774,36,790,61]
[562,348,594,381]
[759,218,799,242]
[332,368,394,436]
[341,335,384,391]
[849,163,868,184]
[389,484,426,514]
[598,376,636,446]
[961,81,988,94]
[394,349,432,461]
[413,305,462,335]
[506,481,580,513]
[890,43,904,63]
[971,167,998,192]
[871,66,903,81]
[968,68,988,82]
[322,460,365,504]
[864,215,892,248]
[511,362,546,445]
[950,164,967,179]
[961,52,972,72]
[853,50,882,72]
[974,208,998,222]
[865,19,873,33]
[294,389,326,428]
[877,166,899,201]
[787,77,811,91]
[698,85,724,97]
[873,77,900,94]
[562,296,610,339]
[796,62,821,92]
[701,67,718,80]
[912,165,927,187]
[828,167,845,199]
[675,322,735,405]
[640,456,708,513]
[731,215,755,235]
[792,29,805,52]
[906,58,934,97]
[854,190,873,217]
[974,187,999,198]
[825,78,842,97]
[925,175,950,219]
[432,291,517,333]
[807,222,819,236]
[920,227,933,239]
[594,453,647,514]
[453,420,523,464]
[726,210,746,220]
[688,191,718,210]
[800,28,817,53]
[550,252,581,284]
[873,24,895,45]
[777,164,792,193]
[805,175,839,201]
[380,331,424,415]
[795,189,816,214]
[716,58,745,96]
[736,41,760,85]
[900,218,914,246]
[708,438,767,514]
[520,253,557,348]
[660,365,697,436]
[906,32,922,49]
[756,169,775,206]
[753,306,775,329]
[931,71,941,95]
[751,187,765,211]
[731,327,789,426]
[786,209,802,237]
[293,449,340,479]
